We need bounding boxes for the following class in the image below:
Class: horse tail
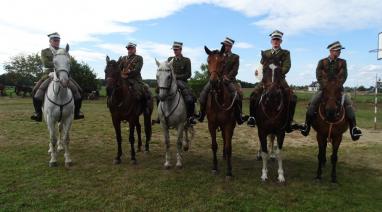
[143,109,152,142]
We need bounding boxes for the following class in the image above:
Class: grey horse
[155,59,194,169]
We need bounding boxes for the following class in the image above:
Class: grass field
[0,97,381,211]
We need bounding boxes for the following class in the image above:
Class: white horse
[155,59,193,169]
[43,44,75,167]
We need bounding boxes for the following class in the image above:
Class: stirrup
[351,127,362,141]
[247,116,256,127]
[300,124,310,137]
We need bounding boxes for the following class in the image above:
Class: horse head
[105,55,121,97]
[260,51,283,104]
[321,71,344,121]
[204,45,224,88]
[53,44,71,88]
[155,58,176,101]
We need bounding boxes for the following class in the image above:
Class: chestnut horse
[204,46,237,179]
[105,56,153,164]
[254,52,291,182]
[312,71,348,183]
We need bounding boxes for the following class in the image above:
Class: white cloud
[235,42,254,49]
[1,0,381,85]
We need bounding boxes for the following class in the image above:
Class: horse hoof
[131,160,138,165]
[261,176,268,182]
[65,161,73,168]
[176,164,183,169]
[278,176,286,183]
[49,162,58,167]
[211,170,218,175]
[183,146,189,152]
[164,163,172,170]
[113,159,121,165]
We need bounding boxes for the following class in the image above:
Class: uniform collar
[127,53,136,58]
[224,51,232,57]
[327,56,338,62]
[174,54,183,60]
[271,47,281,54]
[49,45,58,54]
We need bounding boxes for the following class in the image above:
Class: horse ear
[106,55,110,63]
[204,46,212,55]
[155,58,160,67]
[219,45,225,54]
[65,44,70,53]
[168,58,174,67]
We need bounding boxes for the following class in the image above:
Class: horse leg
[222,129,227,160]
[316,133,327,180]
[269,135,276,161]
[112,118,122,164]
[47,117,58,167]
[182,126,190,152]
[136,121,142,152]
[209,124,218,174]
[62,120,73,167]
[162,124,171,169]
[143,111,152,152]
[276,132,286,183]
[259,130,269,181]
[57,122,64,152]
[331,136,342,183]
[129,122,137,164]
[176,124,185,168]
[224,125,234,178]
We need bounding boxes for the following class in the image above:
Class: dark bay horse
[254,52,291,182]
[105,56,153,164]
[312,71,348,183]
[204,46,237,179]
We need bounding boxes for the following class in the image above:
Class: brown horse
[204,46,237,179]
[254,52,291,182]
[105,56,153,164]
[312,71,348,183]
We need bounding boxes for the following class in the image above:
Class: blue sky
[0,0,381,86]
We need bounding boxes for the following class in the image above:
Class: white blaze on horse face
[269,64,277,83]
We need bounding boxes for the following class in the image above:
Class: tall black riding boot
[345,105,362,141]
[285,95,299,133]
[74,99,84,120]
[247,96,257,127]
[186,101,196,125]
[235,100,246,125]
[31,98,43,122]
[301,112,313,137]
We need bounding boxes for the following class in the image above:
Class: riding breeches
[177,80,195,104]
[34,77,82,100]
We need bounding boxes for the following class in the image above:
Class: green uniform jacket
[41,48,54,74]
[260,48,291,78]
[316,57,348,89]
[118,54,143,80]
[221,52,239,81]
[168,56,191,81]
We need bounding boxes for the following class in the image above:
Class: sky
[0,0,381,86]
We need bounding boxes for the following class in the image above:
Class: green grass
[0,97,381,211]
